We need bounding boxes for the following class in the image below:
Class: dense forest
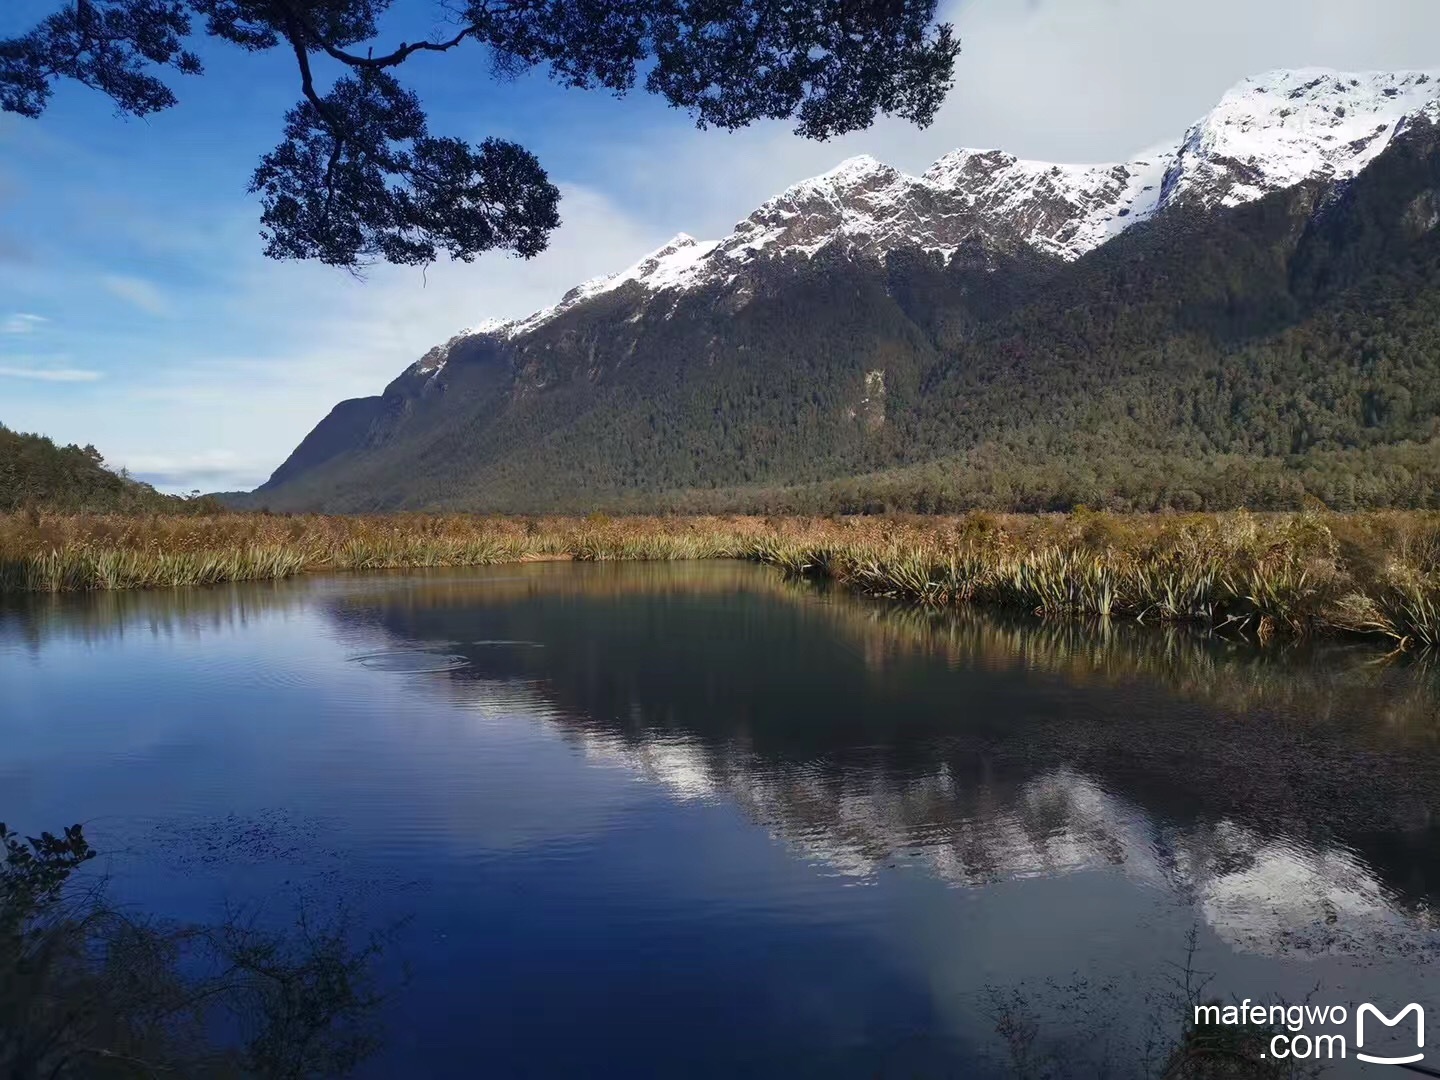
[0,425,219,513]
[236,113,1440,514]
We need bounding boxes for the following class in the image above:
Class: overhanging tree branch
[279,11,335,126]
[276,7,349,232]
[0,0,959,269]
[321,26,475,69]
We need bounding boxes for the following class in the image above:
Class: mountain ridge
[427,66,1440,358]
[245,67,1440,513]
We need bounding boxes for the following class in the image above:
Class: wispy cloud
[100,274,172,317]
[0,364,102,382]
[7,183,670,493]
[2,313,45,333]
[120,449,269,491]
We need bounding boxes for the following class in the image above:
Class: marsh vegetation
[5,509,1440,647]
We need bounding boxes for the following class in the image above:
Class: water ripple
[347,648,471,673]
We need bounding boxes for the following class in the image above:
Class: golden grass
[5,509,1440,647]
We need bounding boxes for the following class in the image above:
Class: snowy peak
[626,232,720,289]
[714,146,1164,265]
[467,232,722,343]
[1400,98,1440,134]
[801,153,894,186]
[461,67,1440,345]
[1163,68,1440,207]
[408,330,473,379]
[920,148,1175,256]
[722,155,924,261]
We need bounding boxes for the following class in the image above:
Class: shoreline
[4,510,1440,648]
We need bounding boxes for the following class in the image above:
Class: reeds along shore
[4,509,1440,647]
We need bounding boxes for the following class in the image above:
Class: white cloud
[120,449,272,491]
[3,313,45,333]
[607,0,1440,239]
[0,364,102,382]
[100,273,172,317]
[927,0,1440,162]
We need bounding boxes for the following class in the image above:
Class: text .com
[1194,1001,1426,1066]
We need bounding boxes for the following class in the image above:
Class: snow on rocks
[465,68,1440,343]
[1160,69,1440,208]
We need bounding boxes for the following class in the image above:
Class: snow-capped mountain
[1162,68,1440,208]
[252,61,1440,515]
[418,67,1440,367]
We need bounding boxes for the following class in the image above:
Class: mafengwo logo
[1193,1000,1430,1068]
[1357,1003,1425,1067]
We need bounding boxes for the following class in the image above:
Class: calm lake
[3,561,1438,1077]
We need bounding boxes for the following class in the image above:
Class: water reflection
[6,563,1439,970]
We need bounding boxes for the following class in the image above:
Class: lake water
[3,561,1438,1077]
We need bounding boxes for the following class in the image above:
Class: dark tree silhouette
[2,821,398,1078]
[0,0,960,269]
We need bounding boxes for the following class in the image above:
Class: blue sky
[3,0,1440,493]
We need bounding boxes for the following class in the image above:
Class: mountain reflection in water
[3,560,1438,1075]
[295,563,1440,956]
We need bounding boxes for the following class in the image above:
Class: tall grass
[742,509,1440,648]
[5,509,1440,647]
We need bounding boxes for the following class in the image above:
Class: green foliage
[0,424,221,514]
[2,0,957,268]
[249,69,559,266]
[0,823,95,942]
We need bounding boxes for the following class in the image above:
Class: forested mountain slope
[245,71,1440,513]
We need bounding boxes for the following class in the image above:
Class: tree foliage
[0,424,223,513]
[0,0,960,268]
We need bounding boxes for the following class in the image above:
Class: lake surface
[3,561,1438,1077]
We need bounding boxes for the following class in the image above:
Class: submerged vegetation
[4,510,1440,647]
